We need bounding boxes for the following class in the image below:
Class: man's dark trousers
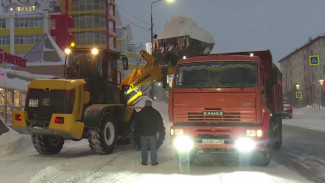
[140,135,157,164]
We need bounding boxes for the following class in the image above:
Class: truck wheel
[130,121,166,150]
[252,150,272,166]
[88,112,116,154]
[174,150,197,165]
[272,114,282,151]
[32,135,64,154]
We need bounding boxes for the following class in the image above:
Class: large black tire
[32,135,64,154]
[252,120,272,166]
[251,150,272,166]
[88,111,116,155]
[272,114,282,151]
[130,119,166,150]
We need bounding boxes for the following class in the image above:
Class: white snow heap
[159,16,215,44]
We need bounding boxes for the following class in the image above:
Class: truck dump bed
[153,35,215,66]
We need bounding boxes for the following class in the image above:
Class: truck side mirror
[162,75,170,91]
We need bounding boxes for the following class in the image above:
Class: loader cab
[66,48,124,105]
[66,48,119,85]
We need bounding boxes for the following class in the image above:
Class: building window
[0,19,6,28]
[0,36,10,45]
[74,14,106,28]
[75,31,106,45]
[14,34,43,45]
[73,0,105,11]
[14,17,43,28]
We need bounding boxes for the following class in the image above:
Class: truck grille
[188,112,241,122]
[187,108,255,123]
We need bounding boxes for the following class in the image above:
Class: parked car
[282,103,293,118]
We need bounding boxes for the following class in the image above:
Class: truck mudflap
[170,125,269,152]
[12,111,84,139]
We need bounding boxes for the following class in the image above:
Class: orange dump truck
[168,50,283,165]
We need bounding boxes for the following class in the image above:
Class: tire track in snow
[30,156,118,183]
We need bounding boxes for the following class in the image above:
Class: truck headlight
[246,129,263,137]
[173,135,194,152]
[235,137,256,152]
[171,129,183,136]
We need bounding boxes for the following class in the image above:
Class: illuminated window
[14,90,20,107]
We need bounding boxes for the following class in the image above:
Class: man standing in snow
[136,100,163,166]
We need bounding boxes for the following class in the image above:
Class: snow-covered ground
[282,107,325,132]
[0,101,312,183]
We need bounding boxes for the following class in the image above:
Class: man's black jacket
[135,106,163,136]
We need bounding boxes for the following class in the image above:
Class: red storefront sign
[0,48,27,68]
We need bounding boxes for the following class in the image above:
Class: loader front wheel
[32,135,64,154]
[130,120,166,150]
[88,112,116,154]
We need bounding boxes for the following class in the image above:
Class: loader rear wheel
[88,112,116,154]
[32,135,64,154]
[130,120,166,150]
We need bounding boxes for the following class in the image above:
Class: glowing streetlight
[151,0,175,51]
[296,84,300,90]
[64,48,72,78]
[91,48,99,55]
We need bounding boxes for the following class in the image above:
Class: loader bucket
[153,35,215,66]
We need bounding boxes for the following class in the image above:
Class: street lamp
[150,0,175,53]
[296,84,300,90]
[64,48,71,78]
[319,80,324,107]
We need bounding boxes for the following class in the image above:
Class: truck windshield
[175,61,257,88]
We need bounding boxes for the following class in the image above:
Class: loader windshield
[67,50,98,78]
[175,61,257,88]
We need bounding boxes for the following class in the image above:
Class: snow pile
[0,68,53,91]
[0,121,31,158]
[159,16,215,44]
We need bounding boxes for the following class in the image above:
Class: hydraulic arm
[118,50,175,106]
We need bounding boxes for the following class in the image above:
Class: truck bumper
[12,111,84,140]
[170,125,269,152]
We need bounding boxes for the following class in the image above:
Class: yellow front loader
[12,48,174,155]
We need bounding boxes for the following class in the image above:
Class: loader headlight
[173,135,194,152]
[235,137,256,152]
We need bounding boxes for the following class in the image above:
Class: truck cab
[169,51,282,165]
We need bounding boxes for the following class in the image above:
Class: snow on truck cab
[169,50,283,166]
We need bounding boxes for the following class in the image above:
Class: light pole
[296,84,300,107]
[150,0,174,52]
[64,48,71,78]
[319,80,324,107]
